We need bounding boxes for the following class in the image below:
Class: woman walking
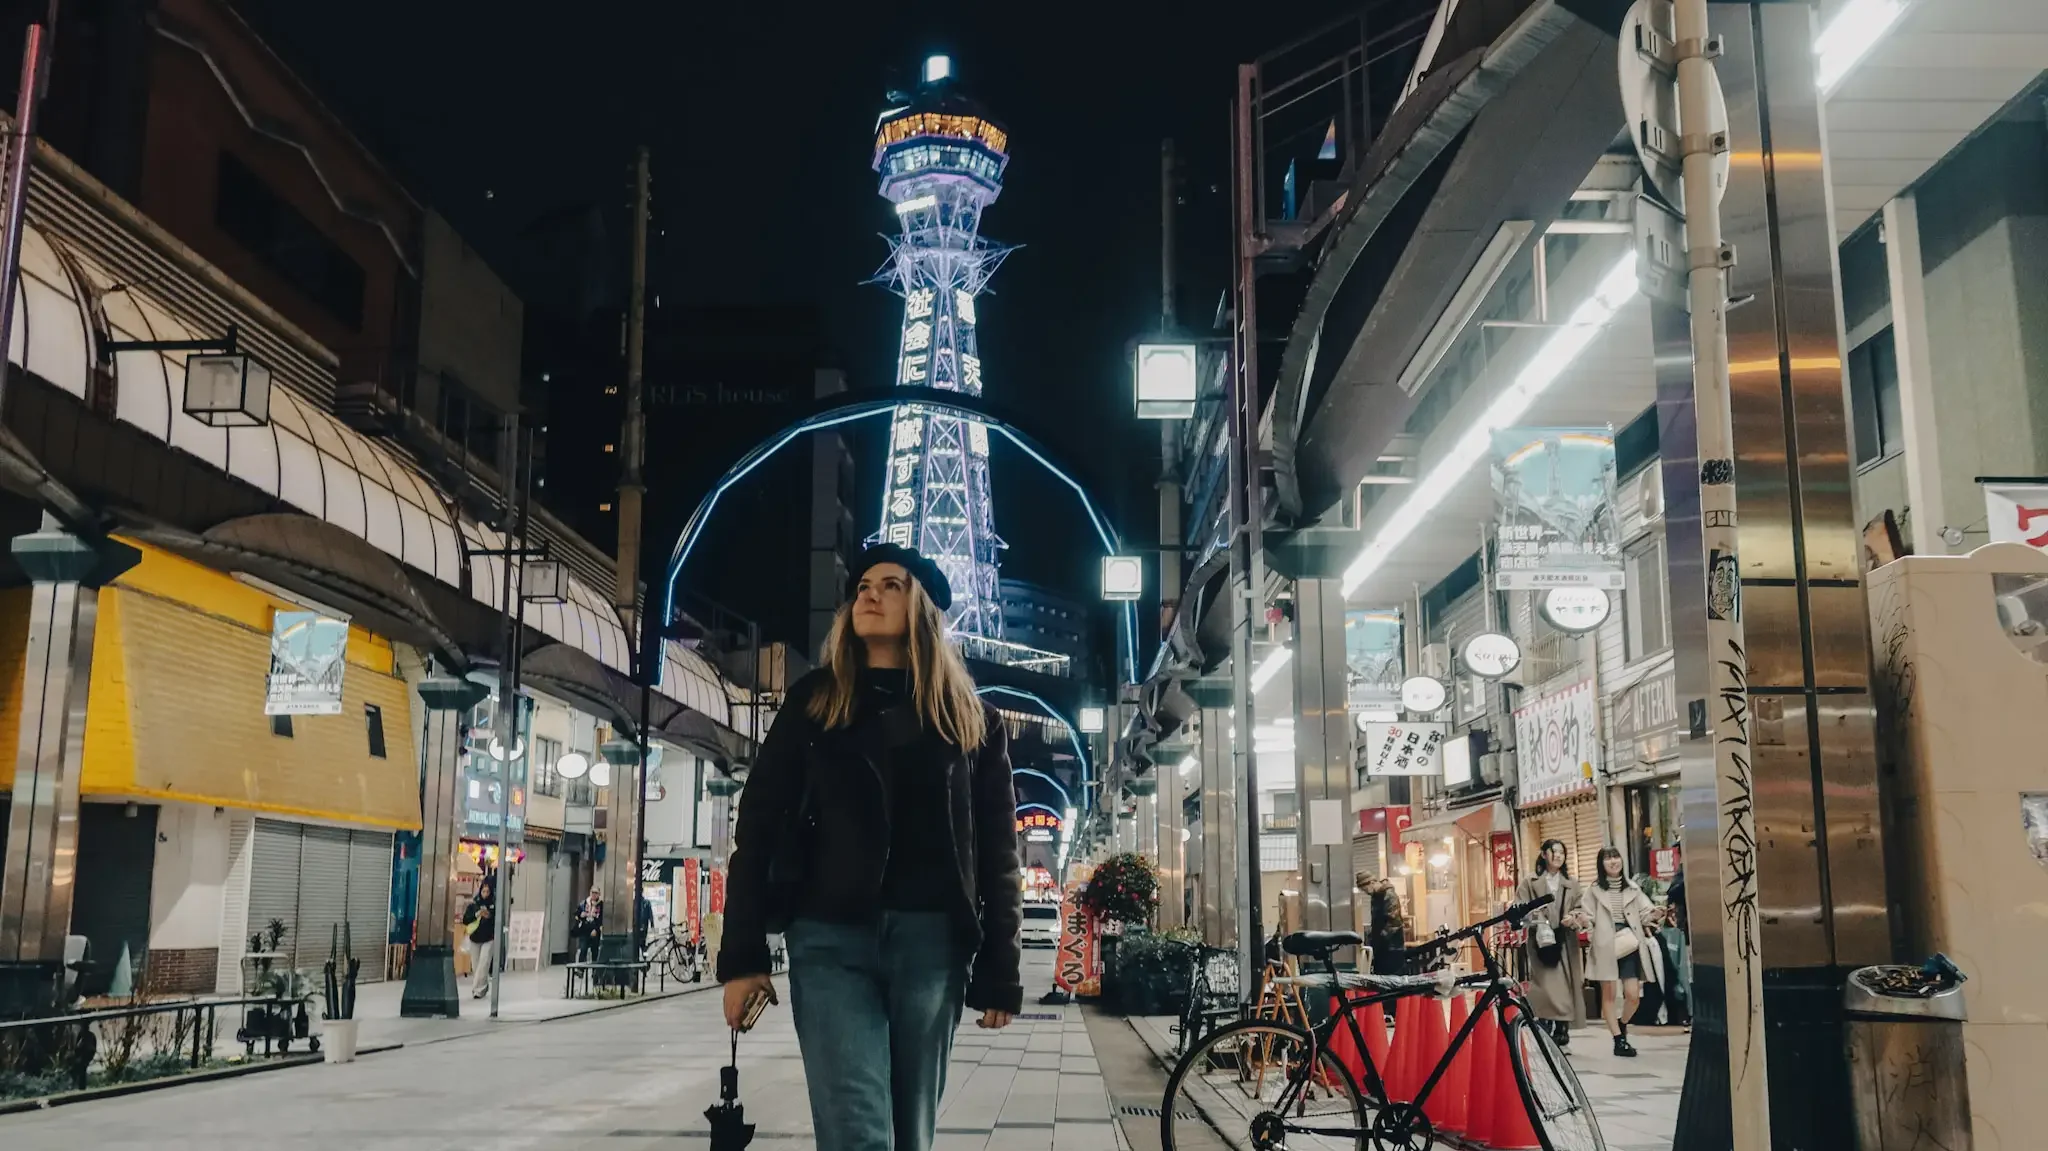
[462,870,498,1000]
[1515,840,1586,1049]
[718,545,1022,1151]
[1579,847,1662,1056]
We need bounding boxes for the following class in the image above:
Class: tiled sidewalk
[936,1001,1124,1151]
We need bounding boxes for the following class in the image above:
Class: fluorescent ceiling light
[1178,755,1198,775]
[1394,221,1533,396]
[1815,0,1905,92]
[1249,647,1294,692]
[1341,251,1639,598]
[895,194,938,215]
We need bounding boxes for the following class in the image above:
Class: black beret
[846,544,952,611]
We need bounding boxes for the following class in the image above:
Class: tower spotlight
[923,54,952,84]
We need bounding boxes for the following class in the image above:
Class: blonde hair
[807,576,987,750]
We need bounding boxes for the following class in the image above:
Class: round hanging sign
[1540,587,1613,634]
[1399,675,1448,714]
[1460,632,1523,680]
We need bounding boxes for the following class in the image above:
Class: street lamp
[102,323,273,428]
[1134,341,1198,419]
[1101,555,1143,602]
[1078,705,1106,734]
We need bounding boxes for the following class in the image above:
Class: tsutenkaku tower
[871,55,1013,639]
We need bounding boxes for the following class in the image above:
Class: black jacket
[717,669,1023,1015]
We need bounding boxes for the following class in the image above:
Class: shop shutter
[1530,798,1606,886]
[293,825,352,971]
[216,816,254,993]
[1351,833,1383,884]
[245,819,303,992]
[345,830,394,983]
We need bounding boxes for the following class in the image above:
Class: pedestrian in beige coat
[1515,840,1588,1049]
[1579,846,1664,1057]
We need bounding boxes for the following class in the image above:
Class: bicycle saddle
[1281,930,1363,958]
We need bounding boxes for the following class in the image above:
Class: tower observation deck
[871,55,1013,641]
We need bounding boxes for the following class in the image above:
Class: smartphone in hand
[738,989,771,1032]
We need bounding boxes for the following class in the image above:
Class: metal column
[401,676,488,1018]
[1664,8,1889,1148]
[598,739,642,960]
[0,523,136,1015]
[1291,579,1354,946]
[1880,193,1947,553]
[1197,706,1236,949]
[1156,752,1186,930]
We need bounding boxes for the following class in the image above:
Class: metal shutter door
[216,816,254,993]
[294,825,352,971]
[345,830,395,983]
[1351,832,1383,883]
[246,819,303,993]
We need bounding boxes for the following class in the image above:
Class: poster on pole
[1513,680,1601,807]
[263,611,349,715]
[1983,482,2048,549]
[1491,428,1624,589]
[1359,722,1447,777]
[682,858,702,943]
[1344,609,1404,714]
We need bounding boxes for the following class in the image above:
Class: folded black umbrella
[705,1030,755,1151]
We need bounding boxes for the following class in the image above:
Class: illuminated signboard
[1015,811,1063,833]
[874,112,1010,159]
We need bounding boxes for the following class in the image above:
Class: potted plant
[1079,853,1160,1011]
[320,923,362,1064]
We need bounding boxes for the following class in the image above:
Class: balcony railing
[955,634,1071,677]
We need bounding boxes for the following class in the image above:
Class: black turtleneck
[859,667,958,914]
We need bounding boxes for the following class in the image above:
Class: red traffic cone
[1356,998,1391,1096]
[1383,996,1410,1102]
[1324,995,1361,1089]
[1416,996,1453,1128]
[1465,1007,1500,1147]
[1487,1011,1542,1150]
[1437,994,1473,1138]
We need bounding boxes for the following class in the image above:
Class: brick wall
[147,947,218,994]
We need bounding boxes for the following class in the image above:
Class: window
[1625,534,1670,661]
[214,153,366,329]
[532,736,564,798]
[1848,326,1903,466]
[364,704,386,758]
[271,713,294,738]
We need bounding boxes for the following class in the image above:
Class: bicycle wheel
[1505,1011,1606,1151]
[1161,1019,1366,1151]
[664,943,694,985]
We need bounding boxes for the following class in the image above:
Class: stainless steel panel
[1812,698,1889,965]
[1751,694,1829,968]
[1808,584,1875,691]
[1200,707,1237,949]
[413,705,468,952]
[1292,579,1354,938]
[1158,745,1186,930]
[1739,584,1808,691]
[0,580,96,966]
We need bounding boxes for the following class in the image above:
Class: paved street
[0,949,1115,1151]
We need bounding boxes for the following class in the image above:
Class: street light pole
[616,145,653,951]
[487,415,529,1020]
[1227,64,1267,995]
[0,20,54,405]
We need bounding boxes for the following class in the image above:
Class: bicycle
[1174,943,1243,1058]
[1159,894,1602,1151]
[641,925,705,985]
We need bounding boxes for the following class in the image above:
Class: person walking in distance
[1357,875,1408,976]
[718,545,1023,1151]
[1516,840,1588,1049]
[1580,846,1663,1056]
[573,887,603,963]
[463,869,499,1000]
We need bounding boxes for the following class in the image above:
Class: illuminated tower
[872,55,1012,639]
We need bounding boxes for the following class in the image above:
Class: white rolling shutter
[293,826,351,971]
[215,816,254,993]
[345,831,394,982]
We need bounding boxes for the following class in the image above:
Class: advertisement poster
[1490,428,1623,589]
[1054,886,1099,995]
[1513,680,1601,807]
[708,867,727,915]
[505,910,545,965]
[1344,608,1404,713]
[682,858,702,943]
[1359,722,1447,777]
[1983,483,2048,549]
[1490,833,1518,890]
[263,611,350,715]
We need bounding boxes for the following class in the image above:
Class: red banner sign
[1652,846,1681,880]
[1490,833,1518,890]
[1053,888,1096,994]
[682,858,702,943]
[709,867,727,915]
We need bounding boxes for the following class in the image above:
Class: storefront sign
[1540,587,1612,633]
[682,858,702,942]
[1357,804,1413,843]
[1489,833,1518,890]
[1054,887,1097,993]
[708,867,726,915]
[1016,810,1063,833]
[1613,663,1681,763]
[1460,633,1522,680]
[1344,608,1404,713]
[263,611,349,715]
[1513,680,1601,807]
[1984,482,2048,548]
[1360,722,1447,777]
[1490,427,1624,589]
[1400,676,1447,714]
[1652,846,1682,880]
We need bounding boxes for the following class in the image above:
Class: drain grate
[1118,1104,1200,1120]
[1016,1012,1062,1021]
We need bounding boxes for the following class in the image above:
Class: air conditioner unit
[1422,643,1452,679]
[1637,466,1664,524]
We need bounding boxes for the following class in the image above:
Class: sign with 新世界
[1513,680,1601,808]
[1983,482,2048,549]
[1344,609,1403,714]
[264,611,349,715]
[1359,722,1447,778]
[1612,662,1680,764]
[1491,428,1623,590]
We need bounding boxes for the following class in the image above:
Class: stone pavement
[1124,1012,1682,1151]
[0,947,1125,1150]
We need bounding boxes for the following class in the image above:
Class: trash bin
[1843,958,1973,1151]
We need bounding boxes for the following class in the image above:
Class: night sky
[234,0,1363,611]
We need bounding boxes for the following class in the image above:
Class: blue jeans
[786,913,966,1151]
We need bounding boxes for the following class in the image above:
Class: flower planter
[321,1019,358,1064]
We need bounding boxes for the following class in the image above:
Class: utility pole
[487,415,529,1020]
[1158,140,1183,620]
[0,17,55,400]
[616,145,653,944]
[1227,66,1266,996]
[1671,2,1766,1147]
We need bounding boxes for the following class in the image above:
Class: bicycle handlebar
[1437,894,1554,947]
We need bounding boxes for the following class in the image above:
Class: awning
[1406,798,1510,841]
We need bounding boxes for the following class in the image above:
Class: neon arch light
[976,684,1090,795]
[659,387,1139,681]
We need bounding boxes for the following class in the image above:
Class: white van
[1021,902,1061,948]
